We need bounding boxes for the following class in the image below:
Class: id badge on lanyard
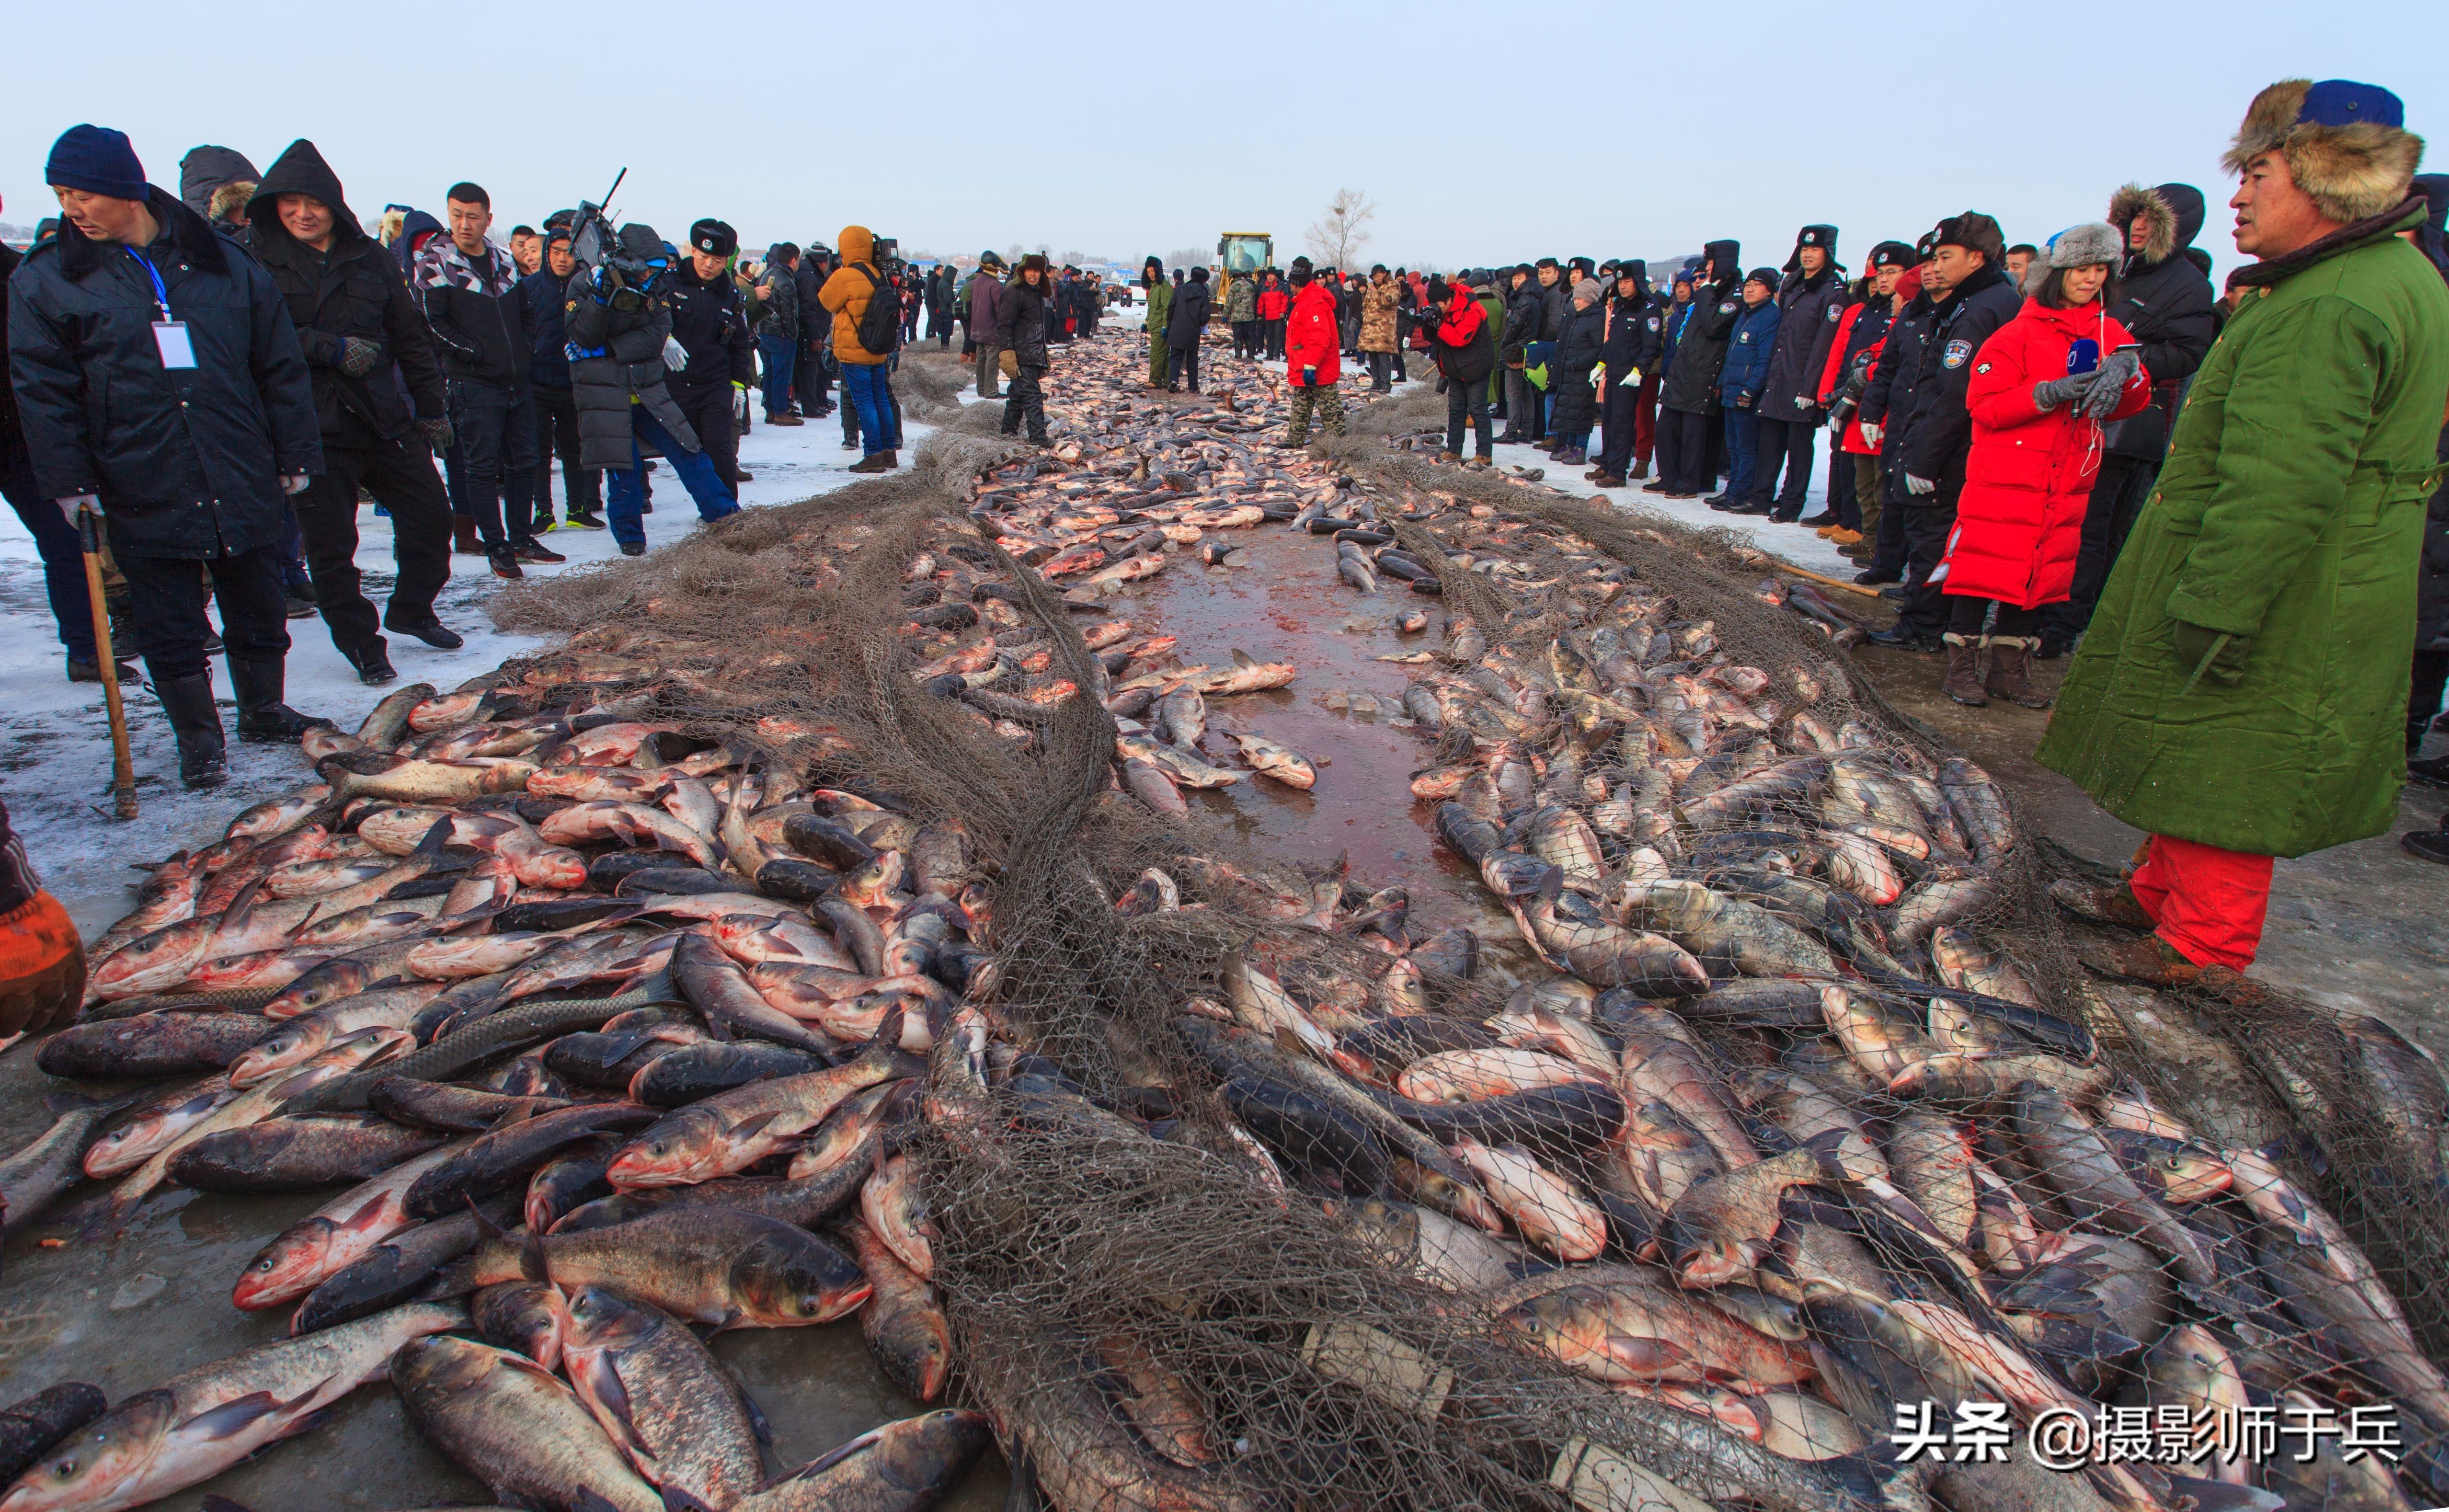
[129,249,196,369]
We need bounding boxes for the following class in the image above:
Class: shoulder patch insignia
[1943,339,1973,369]
[1718,301,1737,314]
[1828,304,1844,321]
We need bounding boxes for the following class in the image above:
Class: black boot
[344,637,398,687]
[155,672,227,789]
[226,652,335,744]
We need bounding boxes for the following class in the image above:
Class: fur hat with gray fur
[2050,223,2123,269]
[2221,78,2424,224]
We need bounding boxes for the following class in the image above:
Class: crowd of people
[2,75,2446,1003]
[3,124,926,790]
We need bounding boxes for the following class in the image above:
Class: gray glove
[337,336,384,378]
[2031,375,2094,411]
[1904,473,1937,496]
[417,415,455,454]
[2077,350,2141,420]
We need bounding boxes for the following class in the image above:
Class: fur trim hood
[2222,79,2424,224]
[2107,182,2204,265]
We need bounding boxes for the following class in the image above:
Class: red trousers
[1633,375,1659,467]
[2128,834,2274,970]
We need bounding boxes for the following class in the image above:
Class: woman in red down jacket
[1937,222,2151,710]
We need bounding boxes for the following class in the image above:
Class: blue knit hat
[46,124,148,200]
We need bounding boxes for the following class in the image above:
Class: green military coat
[2037,205,2449,856]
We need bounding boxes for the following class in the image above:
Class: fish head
[871,1294,955,1403]
[605,1110,723,1189]
[0,1390,173,1512]
[86,918,212,994]
[1669,1232,1754,1289]
[232,1215,339,1309]
[562,1284,658,1354]
[733,1227,872,1326]
[226,1022,327,1088]
[871,1410,990,1492]
[262,959,371,1019]
[391,1334,502,1407]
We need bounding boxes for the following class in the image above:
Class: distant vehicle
[1106,285,1135,307]
[1215,232,1272,323]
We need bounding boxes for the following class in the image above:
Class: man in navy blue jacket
[1712,270,1782,513]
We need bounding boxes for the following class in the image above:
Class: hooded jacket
[1429,285,1495,386]
[562,223,699,467]
[1286,276,1341,386]
[1499,276,1543,367]
[2100,183,2218,462]
[1168,275,1212,353]
[241,139,445,447]
[817,226,891,366]
[1548,295,1606,435]
[8,186,320,560]
[996,274,1050,368]
[179,146,259,221]
[1943,298,2153,608]
[390,209,443,286]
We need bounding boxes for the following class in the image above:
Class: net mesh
[487,339,2449,1512]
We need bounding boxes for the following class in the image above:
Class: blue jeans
[605,406,740,550]
[757,333,797,421]
[839,362,895,457]
[1722,405,1760,500]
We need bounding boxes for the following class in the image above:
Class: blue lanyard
[126,248,171,320]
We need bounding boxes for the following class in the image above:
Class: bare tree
[1304,188,1376,273]
[1168,248,1206,273]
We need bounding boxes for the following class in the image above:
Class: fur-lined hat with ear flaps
[2223,79,2424,224]
[2108,184,2177,264]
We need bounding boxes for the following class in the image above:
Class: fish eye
[255,1257,276,1272]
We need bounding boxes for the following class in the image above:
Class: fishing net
[486,370,2449,1512]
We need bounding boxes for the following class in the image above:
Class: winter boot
[1435,451,1461,465]
[2077,934,2265,1007]
[846,451,894,474]
[154,671,227,789]
[1630,460,1649,480]
[1590,472,1626,488]
[344,637,397,687]
[452,517,481,555]
[1982,636,2052,709]
[227,652,335,744]
[1553,447,1587,467]
[2402,815,2449,865]
[1940,633,1988,706]
[488,547,522,580]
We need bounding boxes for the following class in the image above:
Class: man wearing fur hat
[2040,79,2449,997]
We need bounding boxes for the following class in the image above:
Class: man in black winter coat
[1870,213,2020,650]
[1749,225,1847,520]
[666,219,755,494]
[10,125,329,788]
[794,246,832,417]
[1854,239,1940,583]
[996,254,1053,446]
[1498,266,1545,443]
[414,181,559,576]
[1654,242,1744,497]
[1168,267,1213,393]
[1591,263,1665,488]
[2037,183,2218,656]
[0,235,114,685]
[243,139,462,686]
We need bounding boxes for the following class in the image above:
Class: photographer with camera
[562,219,741,555]
[818,226,904,473]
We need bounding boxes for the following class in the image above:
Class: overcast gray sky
[7,0,2443,282]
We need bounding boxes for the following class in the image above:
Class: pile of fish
[0,327,2440,1512]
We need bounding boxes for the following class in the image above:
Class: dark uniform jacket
[996,280,1050,369]
[1895,263,2021,484]
[8,187,320,560]
[664,261,755,405]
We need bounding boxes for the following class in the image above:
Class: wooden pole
[78,506,138,820]
[1777,562,1886,600]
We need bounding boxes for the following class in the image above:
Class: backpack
[854,265,903,356]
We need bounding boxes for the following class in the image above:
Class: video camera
[567,169,672,313]
[870,236,905,281]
